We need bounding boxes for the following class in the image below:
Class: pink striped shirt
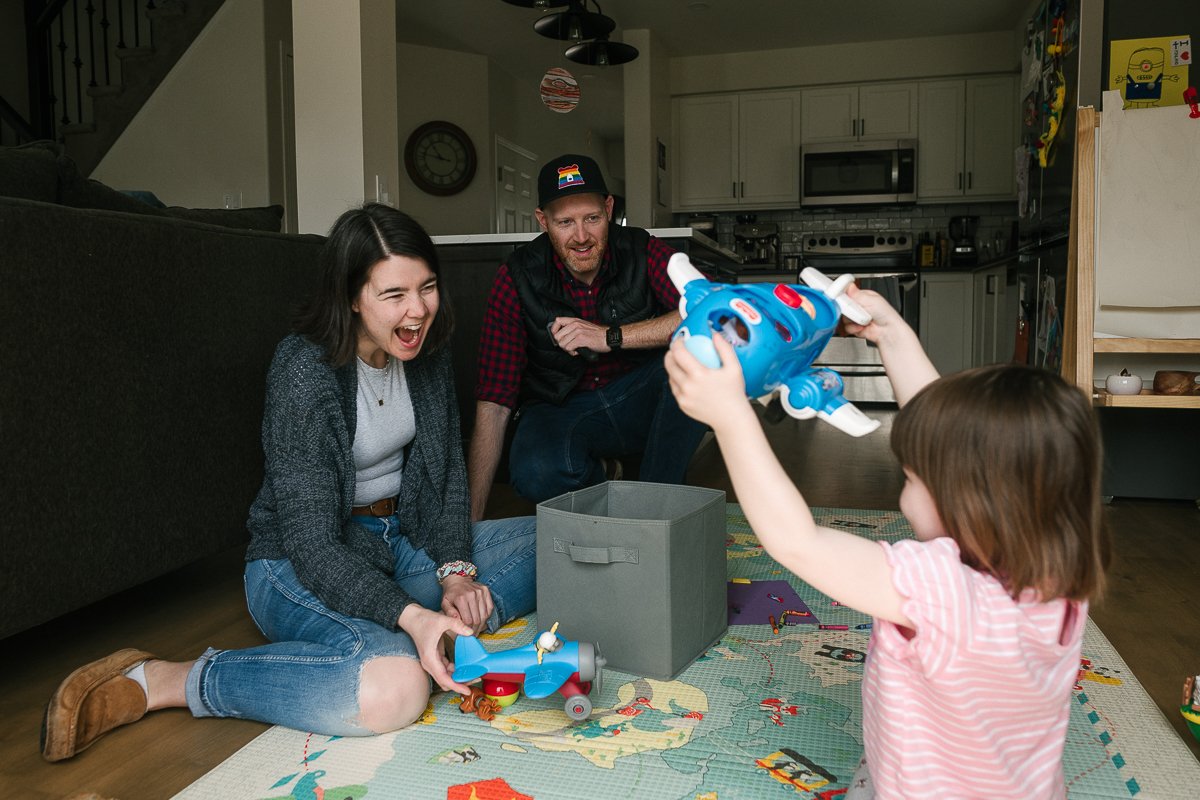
[860,537,1086,799]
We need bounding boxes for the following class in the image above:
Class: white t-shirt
[860,536,1086,799]
[352,358,416,506]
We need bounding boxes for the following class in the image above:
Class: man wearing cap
[467,153,706,519]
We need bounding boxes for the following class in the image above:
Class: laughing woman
[41,204,537,760]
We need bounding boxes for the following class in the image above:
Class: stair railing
[25,0,158,141]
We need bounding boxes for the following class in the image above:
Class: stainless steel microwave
[800,139,917,206]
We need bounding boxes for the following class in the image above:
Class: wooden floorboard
[3,407,1197,798]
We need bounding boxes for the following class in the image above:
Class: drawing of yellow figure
[1110,37,1191,109]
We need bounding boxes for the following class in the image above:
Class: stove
[800,230,914,272]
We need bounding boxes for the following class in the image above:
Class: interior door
[495,137,538,234]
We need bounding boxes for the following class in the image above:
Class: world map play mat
[176,506,1200,799]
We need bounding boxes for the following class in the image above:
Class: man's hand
[548,316,609,355]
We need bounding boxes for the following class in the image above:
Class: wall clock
[404,120,477,196]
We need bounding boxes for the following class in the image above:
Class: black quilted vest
[508,224,660,405]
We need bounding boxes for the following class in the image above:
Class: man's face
[535,193,614,285]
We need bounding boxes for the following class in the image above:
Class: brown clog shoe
[41,648,154,762]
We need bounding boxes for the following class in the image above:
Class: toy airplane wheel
[564,693,592,720]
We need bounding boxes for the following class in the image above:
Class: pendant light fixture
[502,0,638,66]
[532,0,614,42]
[500,0,568,8]
[564,32,639,67]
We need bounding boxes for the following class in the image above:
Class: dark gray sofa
[0,142,326,638]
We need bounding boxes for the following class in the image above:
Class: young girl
[664,285,1110,799]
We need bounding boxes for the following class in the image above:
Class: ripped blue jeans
[183,515,536,735]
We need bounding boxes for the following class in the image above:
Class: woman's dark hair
[891,364,1110,602]
[294,203,454,365]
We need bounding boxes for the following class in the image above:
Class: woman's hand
[440,575,494,635]
[664,334,754,433]
[398,603,473,694]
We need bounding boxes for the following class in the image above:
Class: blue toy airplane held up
[452,623,605,721]
[668,253,881,437]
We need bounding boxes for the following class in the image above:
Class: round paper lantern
[540,67,580,114]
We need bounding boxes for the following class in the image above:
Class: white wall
[92,0,270,209]
[292,0,365,234]
[395,43,491,235]
[670,32,1019,96]
[623,29,671,228]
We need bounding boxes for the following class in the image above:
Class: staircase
[20,0,227,175]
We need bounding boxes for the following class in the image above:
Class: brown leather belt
[351,497,398,517]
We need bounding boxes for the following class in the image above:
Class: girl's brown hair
[891,364,1110,601]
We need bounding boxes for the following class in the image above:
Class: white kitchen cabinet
[673,90,800,210]
[917,76,1016,201]
[800,83,917,143]
[972,264,1009,366]
[920,272,974,376]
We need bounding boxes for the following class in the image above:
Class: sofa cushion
[0,140,63,203]
[161,204,285,232]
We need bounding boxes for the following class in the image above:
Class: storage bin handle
[553,537,639,564]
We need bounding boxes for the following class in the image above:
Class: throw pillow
[0,140,64,203]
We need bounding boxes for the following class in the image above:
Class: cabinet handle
[852,118,857,137]
[967,171,973,190]
[957,172,963,190]
[732,182,737,198]
[860,118,865,137]
[986,274,997,295]
[740,181,744,197]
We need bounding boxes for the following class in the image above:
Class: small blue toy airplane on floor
[452,623,606,721]
[668,253,881,437]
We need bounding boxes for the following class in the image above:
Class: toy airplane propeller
[668,253,881,437]
[452,624,605,721]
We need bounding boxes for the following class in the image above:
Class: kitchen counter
[433,227,743,266]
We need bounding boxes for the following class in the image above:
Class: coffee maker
[949,215,979,266]
[733,221,780,267]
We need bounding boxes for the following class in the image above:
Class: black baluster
[57,13,70,124]
[100,0,111,86]
[86,0,97,87]
[117,0,126,49]
[132,0,139,47]
[145,0,155,44]
[72,0,84,124]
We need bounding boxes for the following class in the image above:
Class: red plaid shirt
[476,235,680,409]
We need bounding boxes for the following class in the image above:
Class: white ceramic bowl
[1105,374,1143,395]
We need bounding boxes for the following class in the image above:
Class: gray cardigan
[246,334,471,629]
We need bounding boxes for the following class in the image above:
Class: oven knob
[818,237,827,246]
[876,236,885,245]
[887,236,896,245]
[807,237,817,247]
[829,237,838,246]
[898,235,908,245]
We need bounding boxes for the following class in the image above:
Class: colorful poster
[1110,36,1192,109]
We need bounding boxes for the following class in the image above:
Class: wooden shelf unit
[1062,106,1200,410]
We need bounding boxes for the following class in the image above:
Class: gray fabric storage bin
[536,481,727,679]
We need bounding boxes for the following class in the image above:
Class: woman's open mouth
[396,323,423,348]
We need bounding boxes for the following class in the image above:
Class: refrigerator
[1017,0,1199,499]
[1015,0,1199,373]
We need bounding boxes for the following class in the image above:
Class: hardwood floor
[2,407,1197,799]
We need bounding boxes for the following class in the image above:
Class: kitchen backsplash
[678,201,1019,263]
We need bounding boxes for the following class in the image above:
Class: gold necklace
[357,356,391,406]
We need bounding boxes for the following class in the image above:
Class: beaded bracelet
[436,559,478,584]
